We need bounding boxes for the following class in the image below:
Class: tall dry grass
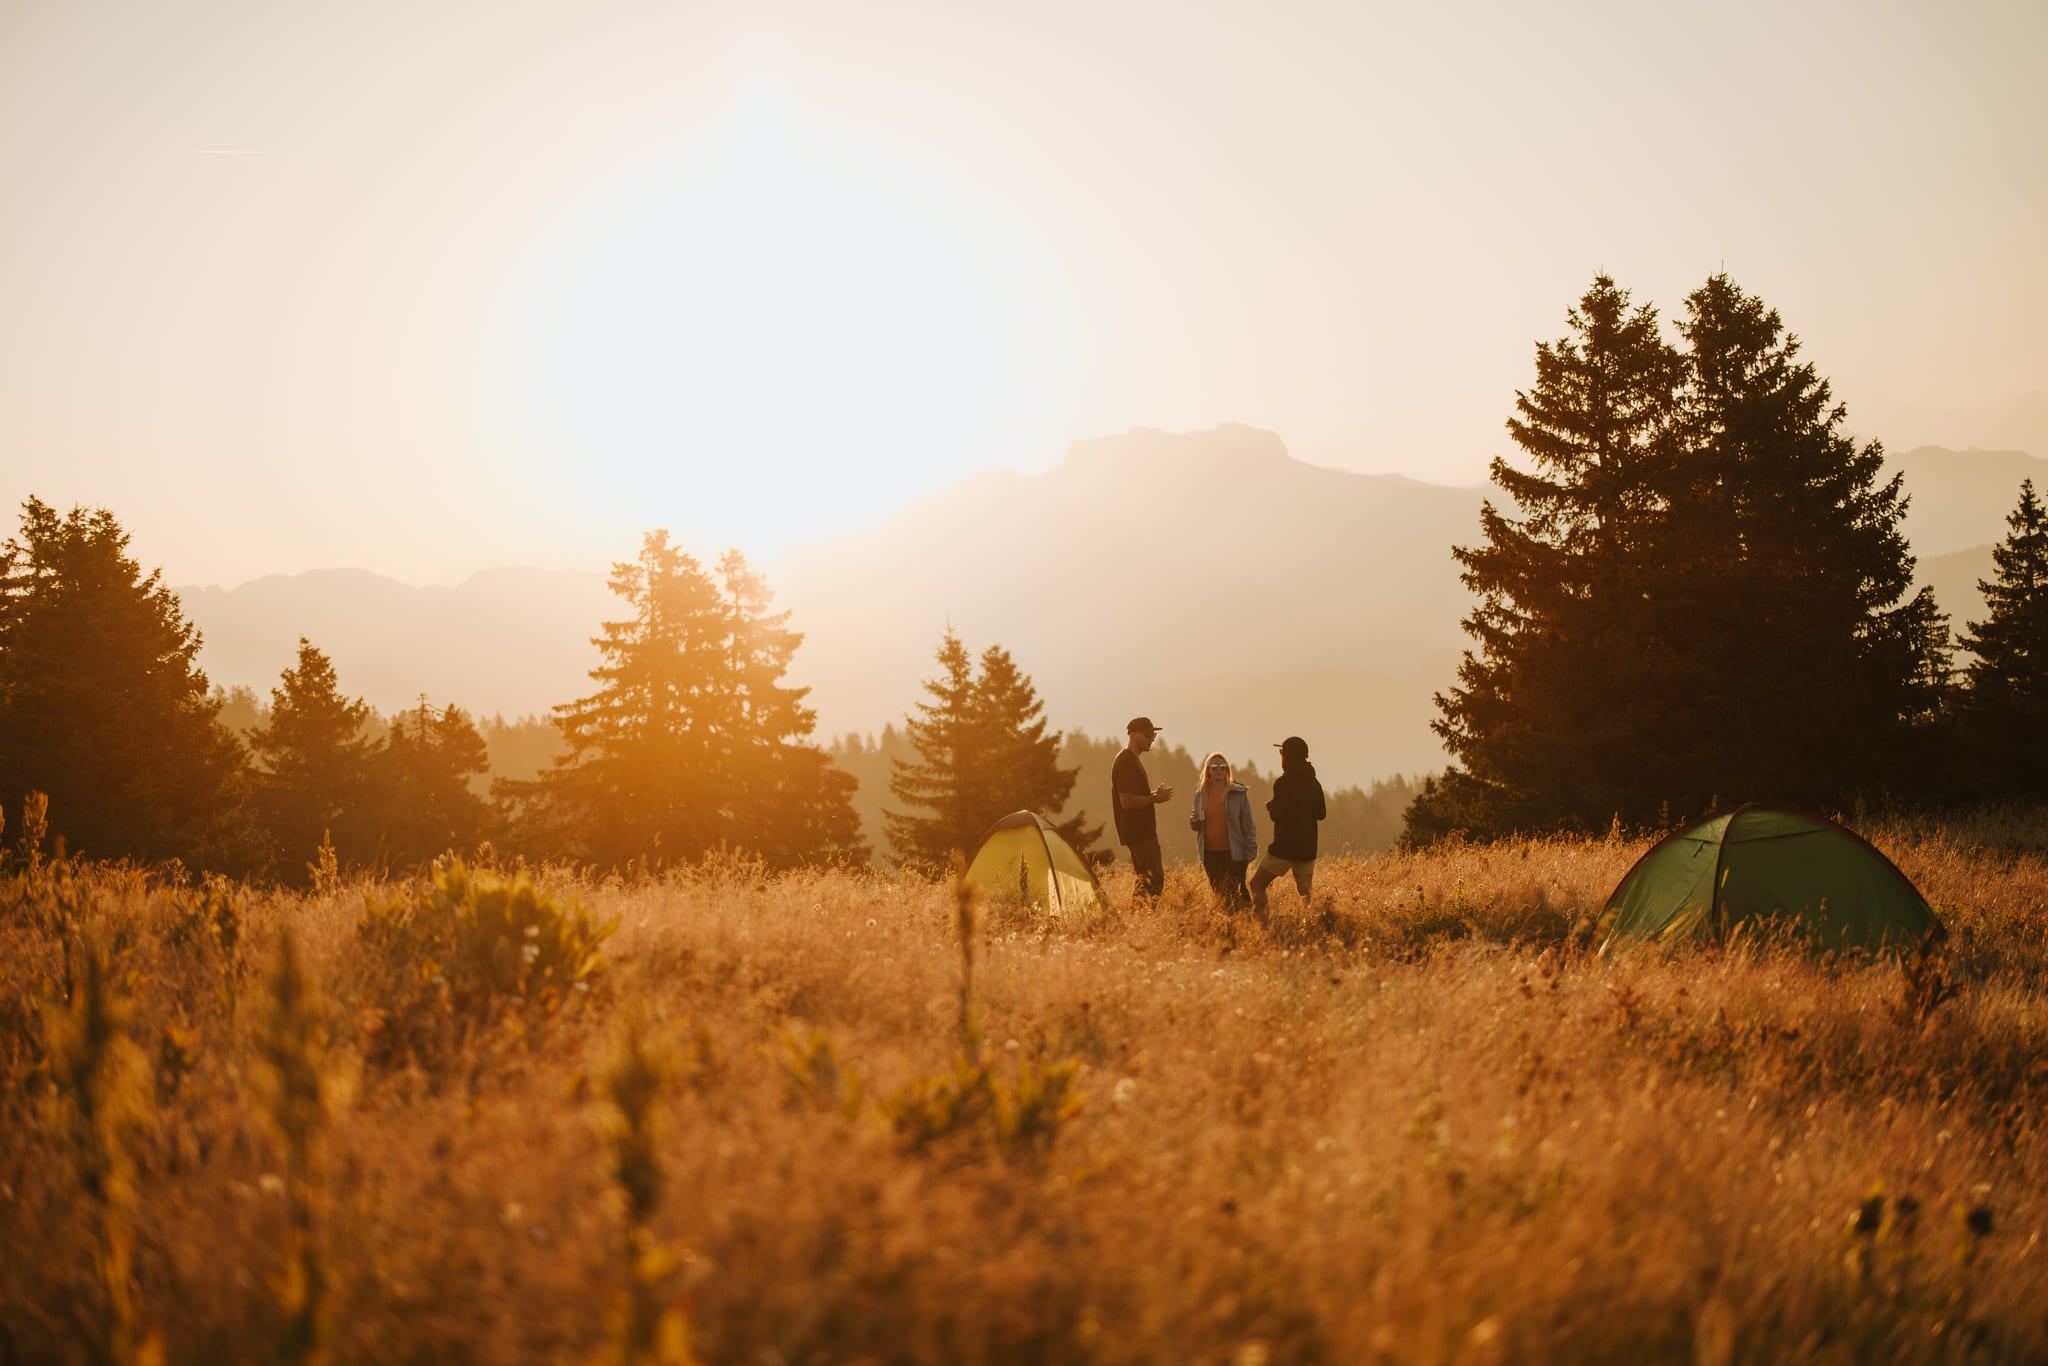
[2,816,2046,1363]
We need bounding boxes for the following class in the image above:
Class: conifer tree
[1408,275,1947,841]
[1957,479,2048,795]
[712,552,866,866]
[886,631,1099,865]
[1663,274,1947,808]
[374,698,492,867]
[511,531,862,868]
[517,531,727,865]
[885,632,981,864]
[1412,277,1684,836]
[0,499,251,866]
[248,639,376,876]
[968,645,1101,857]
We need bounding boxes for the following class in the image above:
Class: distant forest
[215,688,561,803]
[210,699,1423,870]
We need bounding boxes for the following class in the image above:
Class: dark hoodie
[1265,759,1326,862]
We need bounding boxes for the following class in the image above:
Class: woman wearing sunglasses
[1189,751,1258,910]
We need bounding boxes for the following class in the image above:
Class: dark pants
[1203,849,1250,909]
[1126,838,1164,899]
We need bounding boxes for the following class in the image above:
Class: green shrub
[358,859,614,1073]
[775,1026,863,1119]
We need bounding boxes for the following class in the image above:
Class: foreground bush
[357,859,613,1074]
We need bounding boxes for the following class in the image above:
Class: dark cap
[1275,735,1308,760]
[1126,716,1162,734]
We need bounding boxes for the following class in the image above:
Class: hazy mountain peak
[173,430,2041,788]
[1889,445,2048,557]
[1057,424,1298,487]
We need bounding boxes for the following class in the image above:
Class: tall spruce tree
[374,698,492,867]
[885,631,980,863]
[248,639,376,875]
[711,551,866,867]
[1663,274,1947,809]
[0,499,251,866]
[886,630,1099,866]
[1412,276,1684,837]
[1408,275,1947,841]
[509,531,862,868]
[516,531,727,864]
[1956,479,2048,795]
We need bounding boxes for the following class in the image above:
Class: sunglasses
[1206,762,1228,770]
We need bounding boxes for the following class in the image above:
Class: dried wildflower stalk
[952,862,981,1058]
[256,928,331,1366]
[45,933,160,1366]
[599,1003,699,1366]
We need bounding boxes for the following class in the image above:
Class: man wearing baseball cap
[1249,735,1326,915]
[1112,717,1173,899]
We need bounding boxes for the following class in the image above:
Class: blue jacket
[1190,783,1260,861]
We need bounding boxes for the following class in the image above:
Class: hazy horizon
[4,2,2044,587]
[167,429,2048,793]
[166,426,2046,596]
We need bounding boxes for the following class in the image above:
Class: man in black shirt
[1250,734,1326,915]
[1111,716,1173,899]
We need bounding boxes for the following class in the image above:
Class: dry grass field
[5,811,2048,1364]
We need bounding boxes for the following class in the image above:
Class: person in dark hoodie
[1249,735,1326,915]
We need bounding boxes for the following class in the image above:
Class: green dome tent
[1600,805,1943,955]
[963,811,1104,918]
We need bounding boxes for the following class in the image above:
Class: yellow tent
[963,811,1104,917]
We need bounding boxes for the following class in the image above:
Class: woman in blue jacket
[1188,751,1258,910]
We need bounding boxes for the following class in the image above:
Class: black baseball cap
[1126,716,1162,734]
[1275,736,1308,759]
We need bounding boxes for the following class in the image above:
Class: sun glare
[505,90,1047,554]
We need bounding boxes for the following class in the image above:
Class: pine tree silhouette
[0,498,251,867]
[1410,275,1948,840]
[1957,479,2048,796]
[248,639,376,878]
[507,531,863,868]
[886,630,1100,866]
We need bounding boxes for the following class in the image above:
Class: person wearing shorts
[1250,734,1326,914]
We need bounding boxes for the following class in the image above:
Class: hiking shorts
[1254,853,1314,897]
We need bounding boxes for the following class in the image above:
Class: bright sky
[2,1,2043,586]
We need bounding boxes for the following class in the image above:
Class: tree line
[0,510,1133,881]
[1406,272,2048,841]
[11,272,2043,873]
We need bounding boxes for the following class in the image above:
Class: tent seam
[1708,803,1757,942]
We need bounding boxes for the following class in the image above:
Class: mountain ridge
[175,430,2045,789]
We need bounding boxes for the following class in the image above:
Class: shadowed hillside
[1919,543,1997,649]
[180,568,614,718]
[778,425,1484,783]
[1890,445,2048,557]
[1890,447,2048,657]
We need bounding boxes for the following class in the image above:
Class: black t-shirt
[1111,748,1157,846]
